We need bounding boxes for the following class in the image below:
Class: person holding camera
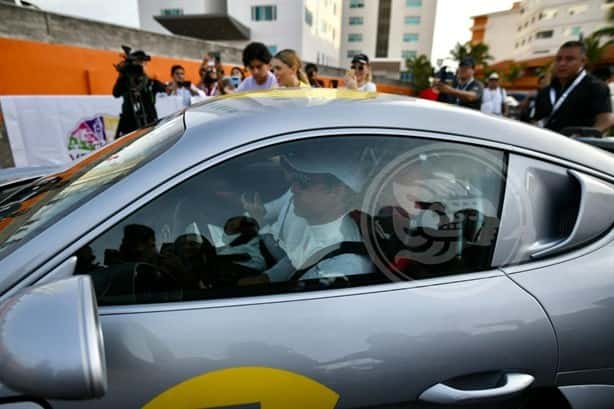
[112,48,168,138]
[435,57,483,110]
[168,65,204,106]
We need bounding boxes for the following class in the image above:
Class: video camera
[114,45,149,78]
[176,81,192,89]
[437,66,455,85]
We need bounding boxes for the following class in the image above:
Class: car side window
[74,136,507,305]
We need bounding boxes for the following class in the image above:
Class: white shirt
[358,82,377,92]
[261,191,372,282]
[237,72,278,92]
[168,83,205,107]
[481,87,507,115]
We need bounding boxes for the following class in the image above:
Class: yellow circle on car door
[142,366,340,409]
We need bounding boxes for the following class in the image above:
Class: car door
[42,131,557,409]
[495,153,614,409]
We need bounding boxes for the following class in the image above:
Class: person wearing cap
[345,54,377,92]
[112,49,167,137]
[240,145,373,285]
[436,57,484,110]
[481,72,508,116]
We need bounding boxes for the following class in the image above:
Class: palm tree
[503,63,525,84]
[406,54,433,94]
[584,34,613,71]
[450,42,493,68]
[592,7,614,39]
[450,42,470,63]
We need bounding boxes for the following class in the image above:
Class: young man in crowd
[237,42,278,92]
[167,65,204,107]
[532,41,614,135]
[481,72,508,116]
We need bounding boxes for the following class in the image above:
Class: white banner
[1,95,184,168]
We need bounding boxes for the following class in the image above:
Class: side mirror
[0,276,107,399]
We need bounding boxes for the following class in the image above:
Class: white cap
[282,142,373,193]
[488,72,500,80]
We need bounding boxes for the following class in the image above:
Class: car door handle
[419,373,534,405]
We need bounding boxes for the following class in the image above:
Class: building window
[566,26,583,37]
[400,71,413,82]
[160,8,183,16]
[268,45,277,54]
[349,16,364,25]
[402,50,417,59]
[406,0,422,6]
[305,8,313,26]
[569,5,588,15]
[405,15,421,24]
[347,49,362,58]
[348,33,363,42]
[251,5,277,21]
[350,0,364,8]
[535,30,554,39]
[403,33,419,42]
[539,8,558,20]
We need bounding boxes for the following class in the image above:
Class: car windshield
[0,116,184,260]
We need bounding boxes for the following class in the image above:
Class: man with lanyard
[532,41,614,135]
[436,57,484,110]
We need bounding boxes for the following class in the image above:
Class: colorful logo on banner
[67,115,118,160]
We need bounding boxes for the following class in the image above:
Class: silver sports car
[0,89,613,409]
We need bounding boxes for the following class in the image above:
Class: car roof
[179,88,613,177]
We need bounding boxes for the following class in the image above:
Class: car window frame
[7,127,614,305]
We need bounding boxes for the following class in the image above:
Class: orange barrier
[0,37,411,96]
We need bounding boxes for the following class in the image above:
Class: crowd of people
[112,41,377,137]
[112,40,612,138]
[431,40,614,135]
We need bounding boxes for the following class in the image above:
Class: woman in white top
[271,49,310,88]
[344,53,377,92]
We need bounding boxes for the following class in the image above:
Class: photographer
[168,65,204,106]
[112,48,167,138]
[435,57,483,110]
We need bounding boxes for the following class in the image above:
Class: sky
[32,0,516,64]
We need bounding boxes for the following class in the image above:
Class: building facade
[472,0,613,63]
[138,0,437,78]
[340,0,438,79]
[138,0,343,67]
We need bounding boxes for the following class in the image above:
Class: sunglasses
[288,172,336,190]
[351,65,366,71]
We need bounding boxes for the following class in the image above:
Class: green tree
[592,7,614,39]
[584,34,613,71]
[503,63,525,84]
[450,42,493,67]
[406,54,433,94]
